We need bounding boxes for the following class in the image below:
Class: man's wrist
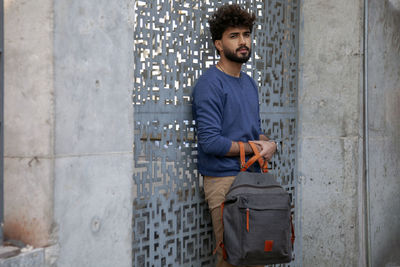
[270,140,280,151]
[244,142,253,155]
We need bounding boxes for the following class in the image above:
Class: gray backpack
[220,142,295,266]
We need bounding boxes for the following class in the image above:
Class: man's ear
[214,40,223,54]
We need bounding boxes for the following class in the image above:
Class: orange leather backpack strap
[238,141,269,172]
[248,142,269,173]
[240,142,260,171]
[238,141,246,170]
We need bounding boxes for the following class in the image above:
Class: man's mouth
[237,47,249,53]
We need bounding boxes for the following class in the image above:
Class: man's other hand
[250,140,277,161]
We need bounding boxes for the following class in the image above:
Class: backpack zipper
[246,208,250,232]
[227,184,283,194]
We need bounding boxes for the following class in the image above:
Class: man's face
[218,27,252,63]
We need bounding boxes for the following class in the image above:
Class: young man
[192,4,277,267]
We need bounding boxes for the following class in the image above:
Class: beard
[223,45,252,63]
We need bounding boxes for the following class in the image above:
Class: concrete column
[367,0,400,266]
[3,0,54,248]
[298,0,363,265]
[52,1,134,266]
[4,0,134,266]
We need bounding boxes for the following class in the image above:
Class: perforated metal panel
[132,0,299,266]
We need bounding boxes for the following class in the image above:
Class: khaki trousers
[203,176,263,267]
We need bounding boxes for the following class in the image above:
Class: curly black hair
[208,4,256,43]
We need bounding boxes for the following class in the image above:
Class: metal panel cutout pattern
[133,0,299,266]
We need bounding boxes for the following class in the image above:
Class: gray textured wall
[52,0,134,266]
[3,0,54,248]
[367,0,400,266]
[4,0,134,266]
[298,0,363,265]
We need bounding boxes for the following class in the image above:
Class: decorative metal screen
[132,0,299,266]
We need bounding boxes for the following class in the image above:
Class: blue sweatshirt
[192,66,263,177]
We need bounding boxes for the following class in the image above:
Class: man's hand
[250,140,277,161]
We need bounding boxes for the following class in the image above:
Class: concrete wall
[4,0,134,266]
[3,0,54,248]
[298,0,364,265]
[52,0,134,266]
[367,0,400,266]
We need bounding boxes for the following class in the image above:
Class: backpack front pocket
[238,194,292,265]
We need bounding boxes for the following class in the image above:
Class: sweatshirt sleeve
[258,102,264,136]
[249,77,264,137]
[192,77,232,156]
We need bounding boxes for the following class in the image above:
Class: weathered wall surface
[3,0,54,247]
[52,0,134,266]
[367,1,400,266]
[3,0,133,266]
[298,0,363,265]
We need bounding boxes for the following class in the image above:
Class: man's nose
[238,34,246,45]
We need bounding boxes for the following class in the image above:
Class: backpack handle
[238,141,268,173]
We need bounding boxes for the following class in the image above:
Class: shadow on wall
[388,0,400,10]
[368,0,400,266]
[387,0,400,52]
